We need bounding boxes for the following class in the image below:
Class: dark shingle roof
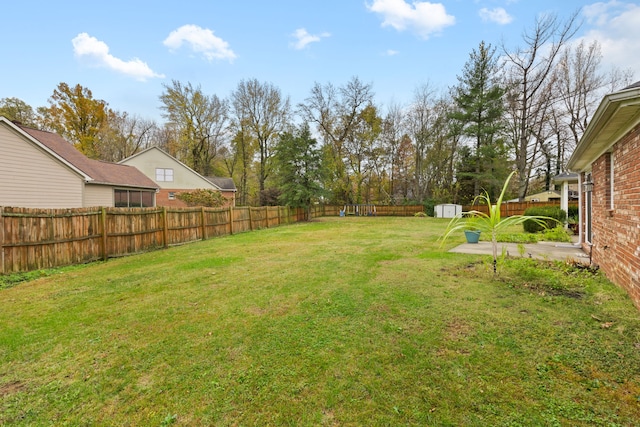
[205,176,237,191]
[19,125,158,189]
[622,81,640,90]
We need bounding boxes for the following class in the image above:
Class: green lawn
[1,217,639,426]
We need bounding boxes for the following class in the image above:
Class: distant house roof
[524,190,561,202]
[17,124,157,190]
[568,82,640,171]
[206,176,237,192]
[623,80,640,90]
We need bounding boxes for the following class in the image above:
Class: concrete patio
[449,238,590,264]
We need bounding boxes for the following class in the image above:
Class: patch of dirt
[444,318,472,341]
[528,284,585,299]
[0,381,26,397]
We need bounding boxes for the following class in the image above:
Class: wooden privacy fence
[310,204,424,217]
[461,200,575,217]
[0,204,423,274]
[0,205,307,274]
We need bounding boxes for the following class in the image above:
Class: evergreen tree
[274,123,325,208]
[451,41,509,200]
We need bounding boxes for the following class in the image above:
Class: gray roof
[205,176,236,191]
[622,80,640,90]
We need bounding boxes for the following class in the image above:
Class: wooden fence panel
[205,209,230,238]
[106,208,164,257]
[166,208,201,246]
[0,207,103,272]
[232,207,251,233]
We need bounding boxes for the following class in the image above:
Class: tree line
[1,12,633,208]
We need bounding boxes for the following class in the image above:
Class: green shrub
[423,198,436,217]
[567,204,579,219]
[522,206,566,233]
[177,189,226,207]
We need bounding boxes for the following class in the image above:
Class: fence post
[101,207,108,261]
[0,207,4,274]
[228,206,234,235]
[201,207,207,240]
[249,207,254,231]
[162,206,169,248]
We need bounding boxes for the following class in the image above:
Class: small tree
[440,171,554,274]
[177,189,226,207]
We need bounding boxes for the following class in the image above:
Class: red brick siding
[588,123,640,310]
[155,189,236,208]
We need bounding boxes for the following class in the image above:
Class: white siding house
[0,116,158,208]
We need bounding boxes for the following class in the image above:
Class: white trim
[578,174,583,244]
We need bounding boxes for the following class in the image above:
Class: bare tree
[380,102,406,203]
[298,76,375,203]
[405,84,458,201]
[231,79,290,205]
[96,111,157,162]
[554,40,605,149]
[502,11,580,199]
[159,80,230,176]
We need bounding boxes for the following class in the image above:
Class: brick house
[567,81,640,310]
[120,147,236,208]
[0,116,158,208]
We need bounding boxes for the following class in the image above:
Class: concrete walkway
[449,239,590,264]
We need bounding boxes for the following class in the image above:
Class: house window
[168,192,176,200]
[155,168,174,182]
[114,189,155,208]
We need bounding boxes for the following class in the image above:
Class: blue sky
[2,0,639,122]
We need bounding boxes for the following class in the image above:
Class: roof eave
[568,87,640,172]
[86,181,158,190]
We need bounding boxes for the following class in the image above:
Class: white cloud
[478,7,513,25]
[163,24,236,62]
[366,0,455,39]
[72,33,164,81]
[290,28,331,50]
[579,2,640,79]
[385,49,400,56]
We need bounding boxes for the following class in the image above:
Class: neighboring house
[0,116,158,209]
[524,190,561,202]
[567,81,640,310]
[119,147,236,207]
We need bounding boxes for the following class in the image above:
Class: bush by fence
[462,200,576,218]
[522,206,567,233]
[0,204,423,274]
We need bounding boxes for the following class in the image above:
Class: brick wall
[589,123,640,309]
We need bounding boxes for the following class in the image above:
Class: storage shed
[434,204,462,218]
